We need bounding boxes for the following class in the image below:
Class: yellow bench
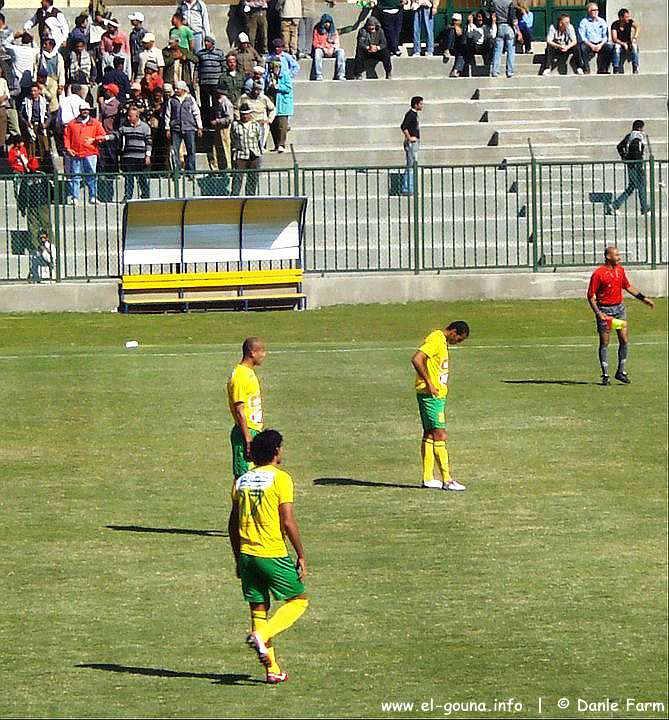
[120,269,306,312]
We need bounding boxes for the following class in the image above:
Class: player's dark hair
[242,336,262,358]
[250,430,283,466]
[448,320,470,338]
[410,95,423,109]
[618,7,629,17]
[632,119,645,131]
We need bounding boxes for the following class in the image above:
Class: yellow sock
[433,441,452,483]
[421,438,435,482]
[259,598,308,644]
[251,609,281,674]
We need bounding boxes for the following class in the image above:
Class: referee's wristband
[636,292,646,301]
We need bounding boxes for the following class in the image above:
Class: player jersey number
[439,359,449,386]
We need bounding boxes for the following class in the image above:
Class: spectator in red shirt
[587,245,655,385]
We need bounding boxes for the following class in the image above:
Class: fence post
[52,167,62,282]
[413,160,420,274]
[290,144,300,197]
[528,139,539,272]
[172,162,180,198]
[649,154,657,269]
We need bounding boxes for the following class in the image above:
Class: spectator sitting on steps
[311,13,346,80]
[354,16,392,80]
[578,2,613,74]
[465,11,496,70]
[543,14,582,75]
[611,7,640,75]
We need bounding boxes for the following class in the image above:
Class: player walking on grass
[228,430,308,685]
[412,321,470,490]
[587,246,655,386]
[227,337,266,479]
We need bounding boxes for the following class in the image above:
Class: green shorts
[239,553,305,604]
[230,425,259,479]
[416,394,447,431]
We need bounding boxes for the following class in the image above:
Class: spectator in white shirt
[543,14,582,75]
[138,33,165,78]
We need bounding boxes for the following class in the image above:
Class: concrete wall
[1,269,665,312]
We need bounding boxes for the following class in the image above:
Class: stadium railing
[0,157,666,282]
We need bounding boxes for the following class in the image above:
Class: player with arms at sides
[587,246,655,386]
[228,430,308,684]
[227,337,266,479]
[411,321,470,490]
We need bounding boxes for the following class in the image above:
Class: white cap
[452,12,462,20]
[163,82,173,92]
[128,12,144,22]
[107,19,120,28]
[252,65,264,73]
[142,32,155,43]
[175,80,188,91]
[238,32,249,43]
[79,101,91,110]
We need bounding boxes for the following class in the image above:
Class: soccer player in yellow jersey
[228,430,308,684]
[412,321,470,491]
[227,337,266,479]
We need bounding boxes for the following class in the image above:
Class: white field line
[0,339,666,361]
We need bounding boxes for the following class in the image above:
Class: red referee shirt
[587,263,631,305]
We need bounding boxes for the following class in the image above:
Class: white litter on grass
[125,340,139,349]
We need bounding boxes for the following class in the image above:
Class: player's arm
[624,283,655,309]
[233,401,253,457]
[279,502,306,581]
[227,502,241,577]
[411,350,439,397]
[587,292,607,320]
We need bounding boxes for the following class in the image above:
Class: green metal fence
[0,158,666,282]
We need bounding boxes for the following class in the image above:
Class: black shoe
[601,375,611,386]
[615,370,631,384]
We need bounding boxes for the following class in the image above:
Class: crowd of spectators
[0,0,644,201]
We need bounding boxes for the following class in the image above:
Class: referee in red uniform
[587,245,655,385]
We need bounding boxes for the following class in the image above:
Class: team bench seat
[120,268,306,312]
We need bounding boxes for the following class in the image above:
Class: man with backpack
[608,119,649,215]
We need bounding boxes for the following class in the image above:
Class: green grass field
[1,299,667,719]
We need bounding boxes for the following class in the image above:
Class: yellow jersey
[415,329,450,398]
[231,465,294,558]
[227,364,263,432]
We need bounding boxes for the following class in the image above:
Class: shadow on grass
[106,525,227,537]
[502,379,592,386]
[76,663,264,686]
[314,477,419,490]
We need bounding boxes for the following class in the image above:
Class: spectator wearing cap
[101,18,130,57]
[164,79,202,172]
[245,0,269,55]
[237,80,275,150]
[278,0,302,57]
[209,83,234,170]
[196,34,225,128]
[163,36,197,91]
[122,81,150,122]
[265,60,292,153]
[443,12,467,77]
[233,32,264,76]
[64,101,113,204]
[141,63,164,98]
[177,0,211,55]
[97,81,120,171]
[117,105,152,199]
[218,52,244,106]
[128,12,147,80]
[169,12,195,53]
[101,55,130,103]
[24,0,69,50]
[311,13,346,80]
[354,15,392,80]
[68,37,94,94]
[266,38,300,79]
[231,101,263,195]
[138,33,165,78]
